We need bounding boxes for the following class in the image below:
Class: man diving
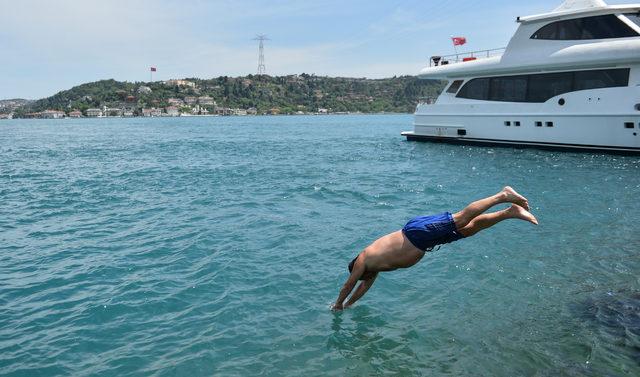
[332,186,538,311]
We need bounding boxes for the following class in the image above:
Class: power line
[253,34,270,75]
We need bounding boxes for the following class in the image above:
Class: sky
[0,0,638,99]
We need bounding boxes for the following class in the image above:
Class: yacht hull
[403,113,640,153]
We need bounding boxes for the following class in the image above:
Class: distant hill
[0,99,32,112]
[13,74,445,117]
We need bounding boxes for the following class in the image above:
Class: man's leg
[457,204,537,237]
[452,186,529,230]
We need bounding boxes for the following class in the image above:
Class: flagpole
[451,36,458,62]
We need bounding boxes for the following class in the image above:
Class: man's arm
[344,273,378,308]
[332,256,365,310]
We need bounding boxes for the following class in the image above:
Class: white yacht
[402,0,640,153]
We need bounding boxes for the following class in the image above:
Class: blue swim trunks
[402,212,464,252]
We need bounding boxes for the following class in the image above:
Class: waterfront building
[142,108,162,117]
[68,110,82,118]
[123,109,135,117]
[41,110,65,119]
[214,106,232,115]
[246,107,257,115]
[166,106,180,117]
[86,108,103,117]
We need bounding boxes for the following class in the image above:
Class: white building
[41,110,65,119]
[164,79,196,88]
[86,108,102,117]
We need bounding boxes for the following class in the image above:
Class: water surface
[1,115,640,376]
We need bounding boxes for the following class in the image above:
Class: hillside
[0,99,32,112]
[12,74,444,117]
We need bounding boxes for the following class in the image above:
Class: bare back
[360,230,425,272]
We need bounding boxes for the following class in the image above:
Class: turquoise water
[1,115,640,376]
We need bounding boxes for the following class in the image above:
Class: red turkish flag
[150,67,157,72]
[452,37,467,46]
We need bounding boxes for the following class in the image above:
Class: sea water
[1,115,640,376]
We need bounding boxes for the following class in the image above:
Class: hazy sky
[0,0,637,99]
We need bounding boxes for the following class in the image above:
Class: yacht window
[531,14,639,40]
[456,68,629,103]
[446,80,464,94]
[490,76,527,102]
[527,72,573,102]
[623,13,640,28]
[574,68,629,91]
[456,78,490,100]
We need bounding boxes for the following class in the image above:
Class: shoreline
[0,112,412,120]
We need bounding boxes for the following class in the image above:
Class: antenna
[253,34,269,75]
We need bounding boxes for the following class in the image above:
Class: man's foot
[502,186,529,210]
[507,204,538,225]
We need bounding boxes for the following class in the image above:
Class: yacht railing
[429,47,505,67]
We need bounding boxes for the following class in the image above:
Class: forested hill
[14,74,444,116]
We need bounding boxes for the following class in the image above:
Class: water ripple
[1,116,640,376]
